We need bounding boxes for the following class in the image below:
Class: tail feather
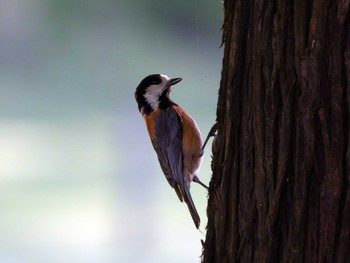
[174,184,184,202]
[182,185,200,229]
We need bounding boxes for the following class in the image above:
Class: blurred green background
[0,1,223,262]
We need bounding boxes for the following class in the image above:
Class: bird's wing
[151,107,184,201]
[151,107,200,228]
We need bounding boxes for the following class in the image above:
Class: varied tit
[135,74,208,229]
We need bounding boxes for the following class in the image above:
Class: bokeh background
[0,1,223,262]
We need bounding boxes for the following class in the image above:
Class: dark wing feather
[151,107,200,228]
[151,107,184,199]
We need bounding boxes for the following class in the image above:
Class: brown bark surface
[202,1,350,262]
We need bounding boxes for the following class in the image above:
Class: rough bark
[202,0,350,262]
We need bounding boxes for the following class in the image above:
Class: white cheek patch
[160,74,170,82]
[144,85,163,110]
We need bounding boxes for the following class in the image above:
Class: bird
[135,74,208,229]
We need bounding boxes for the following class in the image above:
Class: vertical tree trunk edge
[202,1,350,262]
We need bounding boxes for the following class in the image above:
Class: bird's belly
[173,105,203,181]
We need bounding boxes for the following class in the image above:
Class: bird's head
[135,74,182,116]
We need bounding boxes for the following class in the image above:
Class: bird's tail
[182,184,200,229]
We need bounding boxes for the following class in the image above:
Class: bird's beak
[167,78,182,87]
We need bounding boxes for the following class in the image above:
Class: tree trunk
[202,0,350,262]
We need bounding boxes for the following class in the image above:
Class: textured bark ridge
[202,1,350,262]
